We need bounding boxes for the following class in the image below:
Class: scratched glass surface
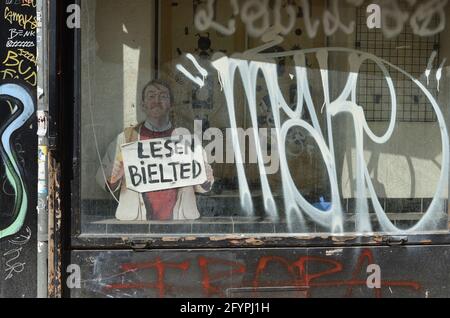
[79,0,450,237]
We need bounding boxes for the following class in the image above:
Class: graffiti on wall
[194,0,448,39]
[1,0,37,86]
[212,48,448,234]
[175,0,450,234]
[0,83,34,239]
[0,0,36,239]
[0,0,36,296]
[73,248,425,298]
[3,226,31,280]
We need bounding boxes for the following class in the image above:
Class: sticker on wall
[37,180,47,195]
[37,110,47,137]
[38,145,47,162]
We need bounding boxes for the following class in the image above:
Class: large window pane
[80,0,450,236]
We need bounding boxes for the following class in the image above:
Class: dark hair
[141,79,174,104]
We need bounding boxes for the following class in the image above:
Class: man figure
[96,80,214,221]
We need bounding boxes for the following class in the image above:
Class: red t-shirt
[140,125,177,221]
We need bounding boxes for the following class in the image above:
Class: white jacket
[95,123,214,221]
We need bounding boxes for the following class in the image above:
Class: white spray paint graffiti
[322,0,355,36]
[176,53,209,88]
[409,0,448,37]
[0,84,34,240]
[425,51,437,86]
[436,58,447,92]
[424,51,447,92]
[178,47,449,234]
[194,0,448,39]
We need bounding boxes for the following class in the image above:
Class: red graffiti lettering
[105,258,190,298]
[198,256,246,297]
[104,249,421,298]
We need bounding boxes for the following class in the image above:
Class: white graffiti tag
[3,227,31,280]
[178,47,449,234]
[194,0,448,39]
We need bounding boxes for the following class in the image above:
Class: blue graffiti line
[0,84,34,240]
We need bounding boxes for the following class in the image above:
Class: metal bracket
[384,236,408,246]
[129,240,150,252]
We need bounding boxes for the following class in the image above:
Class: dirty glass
[79,0,450,237]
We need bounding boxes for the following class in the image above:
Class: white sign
[121,136,207,193]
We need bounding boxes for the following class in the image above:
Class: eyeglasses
[145,92,170,102]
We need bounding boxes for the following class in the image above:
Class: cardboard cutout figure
[96,80,214,221]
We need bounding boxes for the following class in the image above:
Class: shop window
[77,0,450,237]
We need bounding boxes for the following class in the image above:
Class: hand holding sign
[121,135,207,193]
